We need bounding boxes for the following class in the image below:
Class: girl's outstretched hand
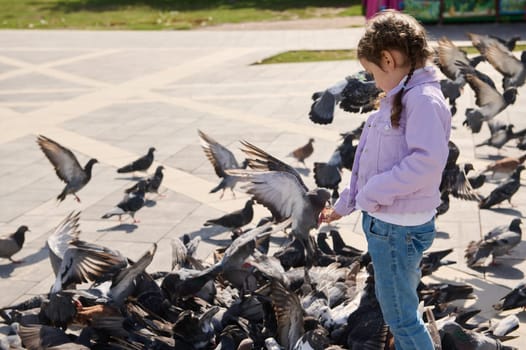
[319,207,342,224]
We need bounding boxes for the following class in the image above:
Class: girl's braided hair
[357,10,433,128]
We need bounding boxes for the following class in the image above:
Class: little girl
[321,10,451,350]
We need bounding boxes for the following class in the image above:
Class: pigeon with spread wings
[228,157,330,264]
[198,129,248,199]
[483,42,526,89]
[37,135,98,203]
[457,61,517,133]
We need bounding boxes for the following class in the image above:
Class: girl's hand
[319,207,342,224]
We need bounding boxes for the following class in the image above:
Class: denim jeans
[362,212,435,350]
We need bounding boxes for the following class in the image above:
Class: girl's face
[359,50,410,93]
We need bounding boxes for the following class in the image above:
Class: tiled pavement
[0,22,526,347]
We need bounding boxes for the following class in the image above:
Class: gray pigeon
[101,180,147,223]
[198,129,248,199]
[468,32,521,54]
[37,135,98,203]
[475,121,517,151]
[465,218,522,267]
[125,165,165,197]
[439,320,518,350]
[479,165,524,209]
[0,225,30,264]
[117,147,155,173]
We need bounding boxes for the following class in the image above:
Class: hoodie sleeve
[356,93,450,211]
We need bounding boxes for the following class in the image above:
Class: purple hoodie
[334,66,451,216]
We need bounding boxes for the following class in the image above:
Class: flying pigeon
[46,211,81,275]
[101,180,147,223]
[309,70,379,125]
[203,199,254,233]
[465,218,522,267]
[482,42,526,89]
[37,135,98,203]
[468,32,520,56]
[117,147,155,173]
[198,129,248,199]
[479,165,524,209]
[287,138,314,167]
[457,61,517,133]
[0,225,29,264]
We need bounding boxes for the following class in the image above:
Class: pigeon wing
[198,129,239,177]
[37,135,85,184]
[484,43,524,79]
[463,71,503,108]
[229,170,307,224]
[437,37,470,80]
[46,211,82,276]
[240,140,308,191]
[271,280,304,349]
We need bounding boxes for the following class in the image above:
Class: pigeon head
[307,188,331,215]
[308,138,315,144]
[148,147,156,154]
[155,165,165,173]
[503,87,518,105]
[16,225,30,235]
[509,218,522,233]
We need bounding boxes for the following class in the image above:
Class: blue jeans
[362,212,435,350]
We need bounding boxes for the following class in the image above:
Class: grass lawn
[0,0,362,30]
[256,44,526,64]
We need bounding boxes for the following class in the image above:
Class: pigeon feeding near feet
[37,135,98,203]
[0,225,30,264]
[101,180,147,223]
[198,129,248,199]
[117,147,155,174]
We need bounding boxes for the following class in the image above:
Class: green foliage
[0,0,362,29]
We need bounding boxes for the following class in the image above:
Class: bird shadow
[0,246,48,278]
[97,223,139,233]
[471,263,525,280]
[115,176,144,181]
[183,226,231,246]
[480,207,524,218]
[144,199,157,208]
[435,230,451,239]
[474,154,506,161]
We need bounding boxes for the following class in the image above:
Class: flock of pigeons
[0,32,525,350]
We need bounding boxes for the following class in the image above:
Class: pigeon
[440,162,482,201]
[309,70,379,125]
[0,226,29,264]
[313,134,357,201]
[468,32,521,54]
[465,218,522,267]
[482,42,526,89]
[37,135,98,203]
[18,323,91,350]
[125,165,165,197]
[198,129,248,199]
[328,230,363,258]
[270,280,304,349]
[287,138,315,167]
[475,121,517,151]
[482,153,526,178]
[479,165,524,209]
[493,281,526,311]
[101,180,147,223]
[439,320,518,350]
[204,199,254,233]
[421,248,456,276]
[457,61,517,133]
[117,147,155,173]
[435,37,484,83]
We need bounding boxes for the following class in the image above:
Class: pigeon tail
[57,188,68,202]
[209,179,226,194]
[117,164,134,173]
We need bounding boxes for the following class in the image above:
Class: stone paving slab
[0,24,525,348]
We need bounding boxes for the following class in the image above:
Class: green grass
[256,44,526,64]
[0,0,362,30]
